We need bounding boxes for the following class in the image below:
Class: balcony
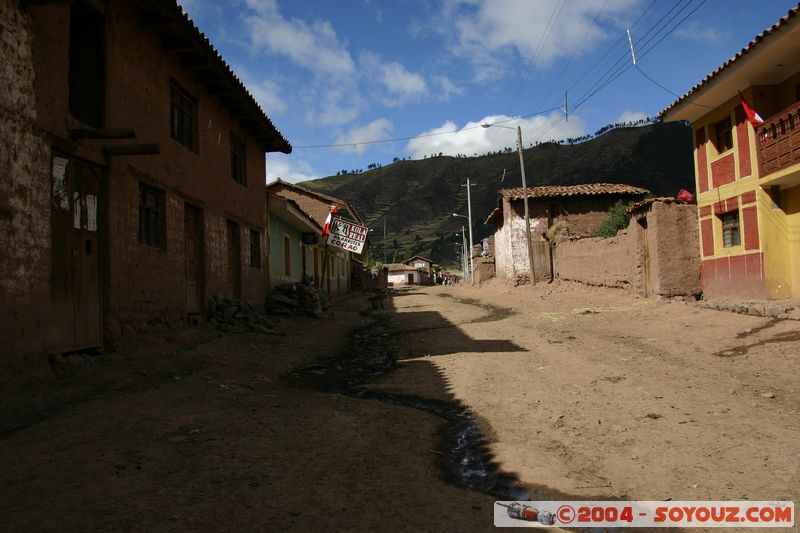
[756,99,800,178]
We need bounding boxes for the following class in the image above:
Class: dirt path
[2,284,798,531]
[378,282,799,508]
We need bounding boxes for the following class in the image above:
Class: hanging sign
[326,216,368,254]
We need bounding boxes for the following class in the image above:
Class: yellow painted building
[662,5,800,299]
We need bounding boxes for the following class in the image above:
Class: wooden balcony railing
[756,99,800,177]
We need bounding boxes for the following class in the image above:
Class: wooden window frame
[283,235,291,277]
[138,183,165,248]
[713,115,733,154]
[170,82,197,152]
[721,210,741,248]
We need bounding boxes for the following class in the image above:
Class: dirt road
[2,283,798,531]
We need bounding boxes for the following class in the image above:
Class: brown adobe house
[403,255,435,285]
[485,183,650,283]
[266,179,366,297]
[0,0,290,369]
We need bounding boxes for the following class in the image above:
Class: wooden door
[51,156,102,352]
[184,205,202,313]
[638,217,650,297]
[227,220,241,299]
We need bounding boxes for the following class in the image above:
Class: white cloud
[359,52,428,105]
[380,62,428,98]
[266,154,320,183]
[335,118,394,154]
[616,110,647,123]
[438,0,640,80]
[243,0,356,78]
[435,76,464,101]
[406,113,585,159]
[674,20,724,46]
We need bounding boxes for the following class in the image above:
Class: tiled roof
[501,183,650,200]
[266,178,364,224]
[660,4,800,119]
[136,0,291,153]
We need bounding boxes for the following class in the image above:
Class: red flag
[322,203,339,238]
[739,93,764,128]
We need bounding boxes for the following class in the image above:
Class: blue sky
[180,0,797,183]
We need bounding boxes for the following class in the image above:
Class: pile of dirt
[206,296,276,333]
[266,283,331,319]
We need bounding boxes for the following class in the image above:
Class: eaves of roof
[660,4,800,121]
[134,0,291,153]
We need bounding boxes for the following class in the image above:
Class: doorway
[184,205,203,313]
[50,155,102,352]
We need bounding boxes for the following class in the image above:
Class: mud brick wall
[555,203,701,297]
[0,2,52,370]
[555,231,639,290]
[646,203,701,297]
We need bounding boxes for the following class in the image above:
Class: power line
[505,0,566,115]
[292,105,564,150]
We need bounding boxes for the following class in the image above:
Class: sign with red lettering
[326,216,368,254]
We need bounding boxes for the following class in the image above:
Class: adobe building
[403,255,434,285]
[0,0,290,369]
[266,179,364,297]
[661,5,800,299]
[485,183,650,283]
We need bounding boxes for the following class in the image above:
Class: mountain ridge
[299,121,694,266]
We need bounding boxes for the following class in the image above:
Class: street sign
[326,216,368,254]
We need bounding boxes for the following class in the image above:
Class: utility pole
[463,178,474,285]
[517,126,536,285]
[461,225,467,282]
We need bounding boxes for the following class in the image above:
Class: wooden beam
[102,143,160,156]
[20,0,73,7]
[69,128,135,140]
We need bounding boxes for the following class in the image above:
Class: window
[231,134,247,185]
[713,116,733,153]
[721,211,741,247]
[139,184,165,248]
[69,2,105,127]
[283,235,291,276]
[250,229,261,269]
[171,83,196,151]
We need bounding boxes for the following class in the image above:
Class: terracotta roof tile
[501,183,650,200]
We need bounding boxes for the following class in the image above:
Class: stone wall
[0,1,52,371]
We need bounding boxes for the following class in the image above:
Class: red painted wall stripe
[700,218,714,257]
[699,205,711,217]
[740,190,756,204]
[711,153,735,188]
[734,105,752,178]
[695,128,708,193]
[742,205,759,250]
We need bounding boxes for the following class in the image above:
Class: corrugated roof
[501,183,650,200]
[135,0,291,153]
[660,3,800,119]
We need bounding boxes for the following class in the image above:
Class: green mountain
[299,121,694,267]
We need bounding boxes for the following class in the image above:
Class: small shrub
[593,200,630,238]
